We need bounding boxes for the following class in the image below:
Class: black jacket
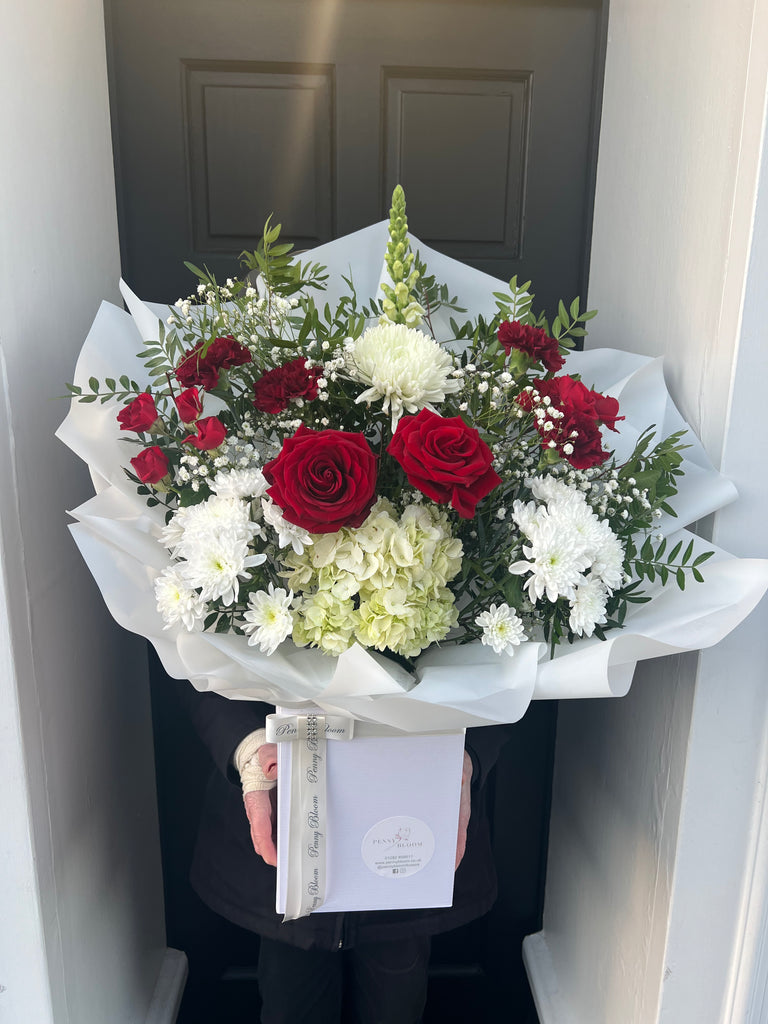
[180,686,510,951]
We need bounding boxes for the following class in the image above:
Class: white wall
[525,1,768,1021]
[0,2,169,1021]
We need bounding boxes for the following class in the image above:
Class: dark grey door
[106,0,604,315]
[104,2,605,1019]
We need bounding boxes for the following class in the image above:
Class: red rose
[175,386,203,424]
[387,408,501,518]
[183,416,227,451]
[253,358,323,414]
[497,320,565,373]
[117,393,158,432]
[175,335,252,390]
[263,425,377,533]
[130,446,169,484]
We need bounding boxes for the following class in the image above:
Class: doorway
[104,1,606,1017]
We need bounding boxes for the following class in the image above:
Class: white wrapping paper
[56,225,768,732]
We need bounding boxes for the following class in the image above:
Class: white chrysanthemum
[509,514,591,603]
[569,575,609,637]
[154,565,207,631]
[475,603,527,655]
[589,523,625,590]
[181,533,266,605]
[172,495,253,544]
[262,497,313,555]
[529,476,582,506]
[212,467,268,500]
[242,584,294,654]
[346,322,460,428]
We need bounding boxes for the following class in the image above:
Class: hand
[455,751,473,870]
[243,742,278,866]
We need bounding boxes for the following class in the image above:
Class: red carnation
[117,393,158,432]
[388,408,501,518]
[175,335,252,390]
[183,416,227,451]
[263,425,377,534]
[130,446,169,484]
[253,358,323,414]
[497,320,565,373]
[175,386,202,424]
[517,375,623,469]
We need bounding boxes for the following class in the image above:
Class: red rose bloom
[130,446,169,484]
[175,386,202,424]
[184,416,227,451]
[387,408,501,518]
[497,320,565,372]
[253,358,323,414]
[117,393,158,432]
[517,375,623,469]
[263,425,377,533]
[175,335,252,390]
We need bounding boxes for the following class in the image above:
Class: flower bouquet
[58,188,768,914]
[58,187,767,723]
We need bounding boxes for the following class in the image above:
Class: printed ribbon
[266,711,354,920]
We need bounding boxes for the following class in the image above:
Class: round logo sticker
[361,816,435,878]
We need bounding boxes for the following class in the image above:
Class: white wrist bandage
[234,728,276,793]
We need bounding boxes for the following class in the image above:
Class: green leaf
[682,539,694,564]
[676,568,686,589]
[693,550,714,566]
[89,376,99,392]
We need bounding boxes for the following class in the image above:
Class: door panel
[106,0,602,314]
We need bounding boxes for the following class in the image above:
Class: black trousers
[256,934,432,1024]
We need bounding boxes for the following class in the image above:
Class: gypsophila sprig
[69,186,712,663]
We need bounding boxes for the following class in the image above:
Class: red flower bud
[130,446,169,484]
[184,416,227,450]
[175,386,203,424]
[117,393,158,432]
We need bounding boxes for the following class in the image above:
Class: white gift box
[273,710,465,915]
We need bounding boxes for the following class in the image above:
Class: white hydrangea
[242,584,295,654]
[475,603,527,655]
[346,322,460,429]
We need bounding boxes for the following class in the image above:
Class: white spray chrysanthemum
[211,467,268,500]
[346,322,460,429]
[154,565,207,631]
[261,497,313,555]
[242,584,295,654]
[509,509,591,603]
[568,575,609,637]
[475,603,526,655]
